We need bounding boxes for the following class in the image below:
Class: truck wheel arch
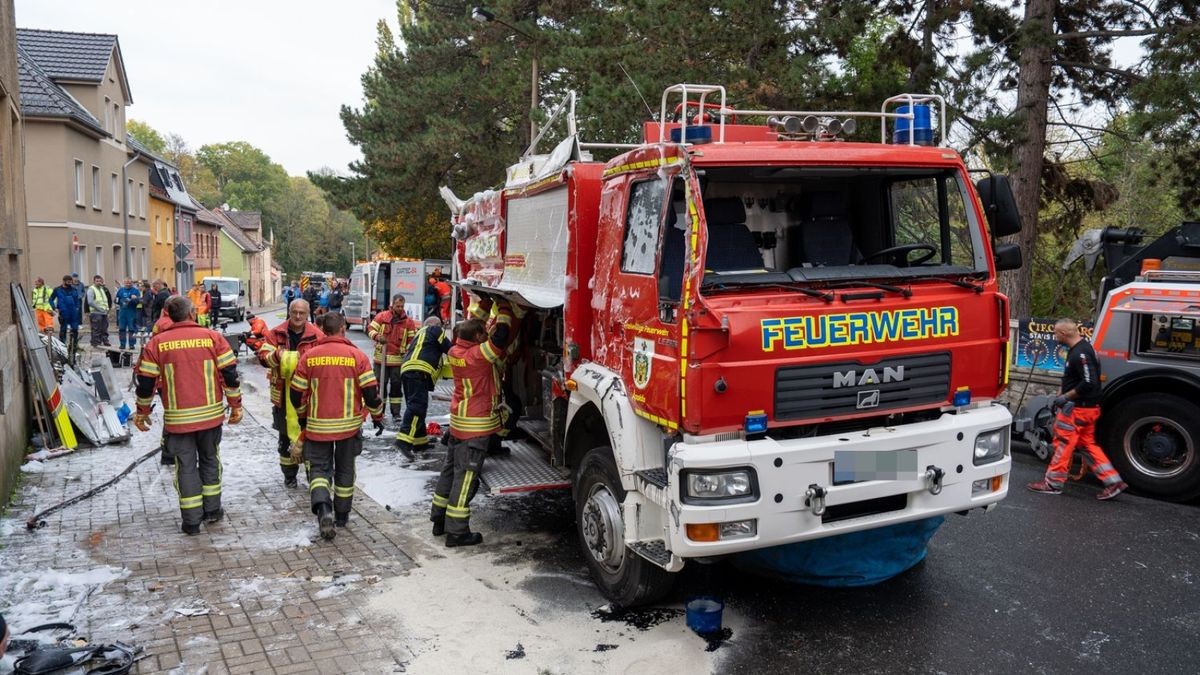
[565,362,670,491]
[1102,369,1200,410]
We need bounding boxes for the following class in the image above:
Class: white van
[201,276,247,322]
[345,262,376,328]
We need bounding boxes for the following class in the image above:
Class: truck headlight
[973,428,1008,465]
[681,468,758,504]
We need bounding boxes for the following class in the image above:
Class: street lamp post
[349,241,356,269]
[472,6,539,142]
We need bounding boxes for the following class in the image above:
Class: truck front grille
[774,352,951,420]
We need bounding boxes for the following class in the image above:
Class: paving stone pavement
[1,356,424,675]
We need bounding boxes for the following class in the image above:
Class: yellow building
[148,187,175,284]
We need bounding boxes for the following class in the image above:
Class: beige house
[1,0,31,502]
[17,28,153,283]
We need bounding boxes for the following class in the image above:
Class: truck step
[634,468,668,489]
[628,539,673,567]
[480,439,571,495]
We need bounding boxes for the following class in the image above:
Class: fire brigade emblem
[633,338,654,389]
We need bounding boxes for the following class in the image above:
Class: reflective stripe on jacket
[257,320,322,406]
[366,309,418,365]
[448,309,515,440]
[291,336,382,441]
[400,325,451,378]
[136,321,241,433]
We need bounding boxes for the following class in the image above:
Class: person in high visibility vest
[289,312,384,540]
[430,296,519,547]
[31,277,55,334]
[395,316,452,458]
[133,295,242,535]
[187,282,211,327]
[258,299,321,487]
[84,275,113,348]
[367,295,418,423]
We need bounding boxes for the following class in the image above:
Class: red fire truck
[445,85,1024,605]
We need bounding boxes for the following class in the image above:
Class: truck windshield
[206,279,239,296]
[690,166,987,289]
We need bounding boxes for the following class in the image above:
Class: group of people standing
[31,275,174,350]
[130,281,523,549]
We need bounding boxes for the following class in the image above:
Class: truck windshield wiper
[702,279,836,303]
[914,274,984,293]
[828,281,913,298]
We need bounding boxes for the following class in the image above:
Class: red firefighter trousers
[1044,405,1123,489]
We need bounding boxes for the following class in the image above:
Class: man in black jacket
[328,281,345,316]
[149,279,171,323]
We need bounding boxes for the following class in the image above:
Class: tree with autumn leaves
[315,0,1200,317]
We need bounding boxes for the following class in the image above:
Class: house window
[113,244,122,279]
[126,179,133,214]
[113,103,120,139]
[103,96,111,133]
[74,160,84,205]
[91,166,101,209]
[142,249,148,280]
[155,215,161,242]
[75,245,86,278]
[111,173,119,213]
[138,183,145,217]
[95,246,103,278]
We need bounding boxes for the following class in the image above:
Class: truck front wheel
[574,446,673,607]
[1103,393,1200,502]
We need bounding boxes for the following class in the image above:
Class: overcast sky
[15,0,398,176]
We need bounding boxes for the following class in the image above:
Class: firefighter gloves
[228,407,243,425]
[132,413,152,432]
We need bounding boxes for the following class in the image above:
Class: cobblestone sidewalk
[1,374,419,674]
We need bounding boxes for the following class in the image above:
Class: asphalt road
[225,315,1200,673]
[465,453,1200,674]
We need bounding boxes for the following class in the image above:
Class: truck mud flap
[480,439,570,495]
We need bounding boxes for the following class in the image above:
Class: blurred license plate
[833,450,918,484]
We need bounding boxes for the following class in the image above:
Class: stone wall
[0,0,32,504]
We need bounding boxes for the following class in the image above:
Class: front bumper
[662,403,1011,558]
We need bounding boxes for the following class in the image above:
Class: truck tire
[574,446,674,607]
[1103,393,1200,502]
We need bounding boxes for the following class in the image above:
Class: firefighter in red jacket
[133,296,242,535]
[258,299,322,487]
[430,296,518,547]
[289,313,384,540]
[367,295,418,423]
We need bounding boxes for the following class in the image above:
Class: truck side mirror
[239,289,245,296]
[975,175,1023,238]
[993,242,1022,271]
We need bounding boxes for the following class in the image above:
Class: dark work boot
[182,522,201,536]
[204,508,225,525]
[335,511,350,527]
[317,504,336,541]
[394,439,415,460]
[446,531,483,547]
[487,435,510,457]
[284,469,298,489]
[431,519,445,536]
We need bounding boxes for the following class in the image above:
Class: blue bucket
[893,104,934,145]
[685,595,724,635]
